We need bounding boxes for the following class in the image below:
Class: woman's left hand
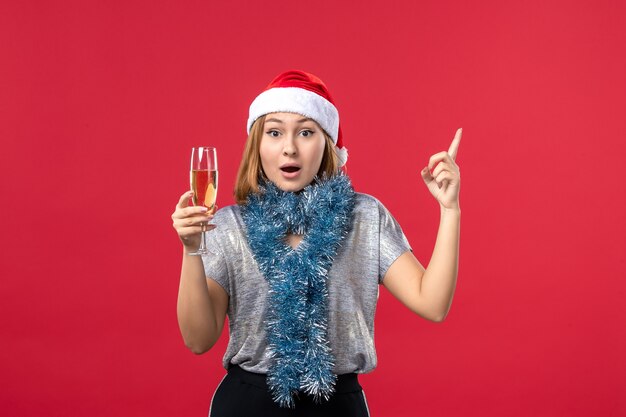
[420,128,462,210]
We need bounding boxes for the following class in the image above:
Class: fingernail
[200,207,208,212]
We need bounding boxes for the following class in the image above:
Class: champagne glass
[188,147,218,256]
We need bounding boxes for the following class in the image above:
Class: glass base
[187,248,209,256]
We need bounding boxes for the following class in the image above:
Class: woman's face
[259,112,326,192]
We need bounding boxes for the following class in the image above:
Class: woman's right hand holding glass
[172,190,216,253]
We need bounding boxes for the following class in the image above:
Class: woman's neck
[285,233,303,249]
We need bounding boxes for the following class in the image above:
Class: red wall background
[1,1,625,416]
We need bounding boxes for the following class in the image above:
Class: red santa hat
[247,70,348,166]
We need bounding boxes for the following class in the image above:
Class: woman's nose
[282,136,297,156]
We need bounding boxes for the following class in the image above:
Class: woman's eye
[301,130,314,137]
[266,130,280,138]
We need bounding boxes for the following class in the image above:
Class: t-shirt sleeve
[200,227,230,295]
[378,200,412,283]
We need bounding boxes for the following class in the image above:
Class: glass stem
[199,221,207,252]
[203,222,208,250]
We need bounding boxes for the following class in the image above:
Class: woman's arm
[172,191,229,354]
[176,251,229,354]
[382,129,462,322]
[382,207,460,322]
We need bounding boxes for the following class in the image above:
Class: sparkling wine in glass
[188,147,218,256]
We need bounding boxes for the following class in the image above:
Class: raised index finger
[448,128,462,161]
[177,191,194,209]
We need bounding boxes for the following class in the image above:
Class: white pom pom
[335,146,348,167]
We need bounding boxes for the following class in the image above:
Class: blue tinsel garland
[239,173,356,409]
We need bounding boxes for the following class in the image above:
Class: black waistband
[227,364,363,394]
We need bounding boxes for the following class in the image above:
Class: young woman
[172,70,462,416]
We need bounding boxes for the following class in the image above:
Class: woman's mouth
[280,165,301,179]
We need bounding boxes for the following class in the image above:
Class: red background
[1,1,625,416]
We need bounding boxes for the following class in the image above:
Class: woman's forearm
[176,251,220,354]
[420,207,460,321]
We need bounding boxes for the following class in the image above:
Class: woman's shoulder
[351,192,389,224]
[211,205,244,229]
[213,204,239,218]
[353,192,386,212]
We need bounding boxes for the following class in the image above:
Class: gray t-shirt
[201,192,411,375]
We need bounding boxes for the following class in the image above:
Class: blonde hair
[234,115,341,205]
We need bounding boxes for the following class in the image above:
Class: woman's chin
[276,182,306,192]
[269,173,314,192]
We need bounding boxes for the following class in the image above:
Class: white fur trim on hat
[247,87,340,143]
